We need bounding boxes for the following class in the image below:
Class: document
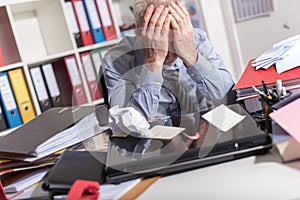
[4,167,49,193]
[252,35,300,73]
[269,98,300,144]
[202,104,246,132]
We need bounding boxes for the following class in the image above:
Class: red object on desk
[234,59,300,90]
[66,180,100,200]
[0,181,8,200]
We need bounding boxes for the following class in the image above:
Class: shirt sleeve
[186,29,234,101]
[104,49,163,120]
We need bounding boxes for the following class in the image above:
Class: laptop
[104,103,272,184]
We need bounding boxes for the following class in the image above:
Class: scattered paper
[202,104,246,132]
[109,106,151,137]
[276,138,300,162]
[111,125,185,140]
[251,35,300,74]
[146,125,185,140]
[100,178,141,200]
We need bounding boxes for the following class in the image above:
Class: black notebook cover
[0,104,108,160]
[42,150,106,194]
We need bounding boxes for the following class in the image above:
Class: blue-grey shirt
[103,29,234,120]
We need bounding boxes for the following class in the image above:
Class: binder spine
[41,63,63,107]
[71,0,94,46]
[64,56,88,105]
[0,103,8,131]
[8,69,36,124]
[29,66,53,112]
[0,72,22,128]
[64,0,84,47]
[83,0,105,43]
[81,52,101,101]
[95,0,116,40]
[0,44,6,67]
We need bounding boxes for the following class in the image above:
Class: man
[103,0,234,121]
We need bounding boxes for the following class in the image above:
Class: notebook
[42,151,106,195]
[104,103,272,184]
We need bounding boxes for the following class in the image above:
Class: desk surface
[136,147,300,200]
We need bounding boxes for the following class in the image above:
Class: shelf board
[77,38,121,53]
[0,62,24,72]
[26,50,76,66]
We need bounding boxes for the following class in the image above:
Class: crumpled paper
[108,105,151,136]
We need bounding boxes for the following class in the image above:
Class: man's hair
[133,0,184,28]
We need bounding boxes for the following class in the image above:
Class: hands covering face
[139,1,198,73]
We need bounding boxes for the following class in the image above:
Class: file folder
[83,0,105,43]
[0,72,22,128]
[52,56,88,106]
[71,0,94,46]
[8,69,36,124]
[90,48,106,97]
[41,63,63,107]
[95,0,117,40]
[0,44,6,67]
[80,52,102,101]
[0,103,8,131]
[29,66,52,112]
[64,0,84,47]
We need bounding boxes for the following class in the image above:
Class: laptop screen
[105,103,272,183]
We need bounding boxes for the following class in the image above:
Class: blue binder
[0,72,22,128]
[83,0,105,43]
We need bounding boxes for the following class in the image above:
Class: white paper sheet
[202,104,246,132]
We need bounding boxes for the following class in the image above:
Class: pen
[261,80,269,96]
[252,85,267,99]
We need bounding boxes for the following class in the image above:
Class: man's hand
[139,5,170,73]
[169,1,198,67]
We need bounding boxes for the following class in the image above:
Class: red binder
[71,0,94,46]
[95,0,116,40]
[64,56,88,105]
[80,52,102,101]
[0,44,6,67]
[53,56,88,106]
[234,59,300,90]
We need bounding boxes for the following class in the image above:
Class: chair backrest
[100,75,109,107]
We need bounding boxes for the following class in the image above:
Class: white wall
[201,0,300,82]
[201,0,240,82]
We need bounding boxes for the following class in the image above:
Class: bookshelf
[0,0,123,133]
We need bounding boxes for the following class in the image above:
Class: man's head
[133,0,183,28]
[133,0,185,66]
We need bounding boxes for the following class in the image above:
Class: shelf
[0,62,24,72]
[8,0,73,62]
[0,6,21,65]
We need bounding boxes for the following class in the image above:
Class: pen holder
[260,100,273,134]
[259,90,292,134]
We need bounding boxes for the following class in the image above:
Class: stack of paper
[4,167,49,194]
[0,105,109,162]
[252,35,300,74]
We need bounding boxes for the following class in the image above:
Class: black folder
[42,150,106,195]
[0,102,7,131]
[0,105,108,161]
